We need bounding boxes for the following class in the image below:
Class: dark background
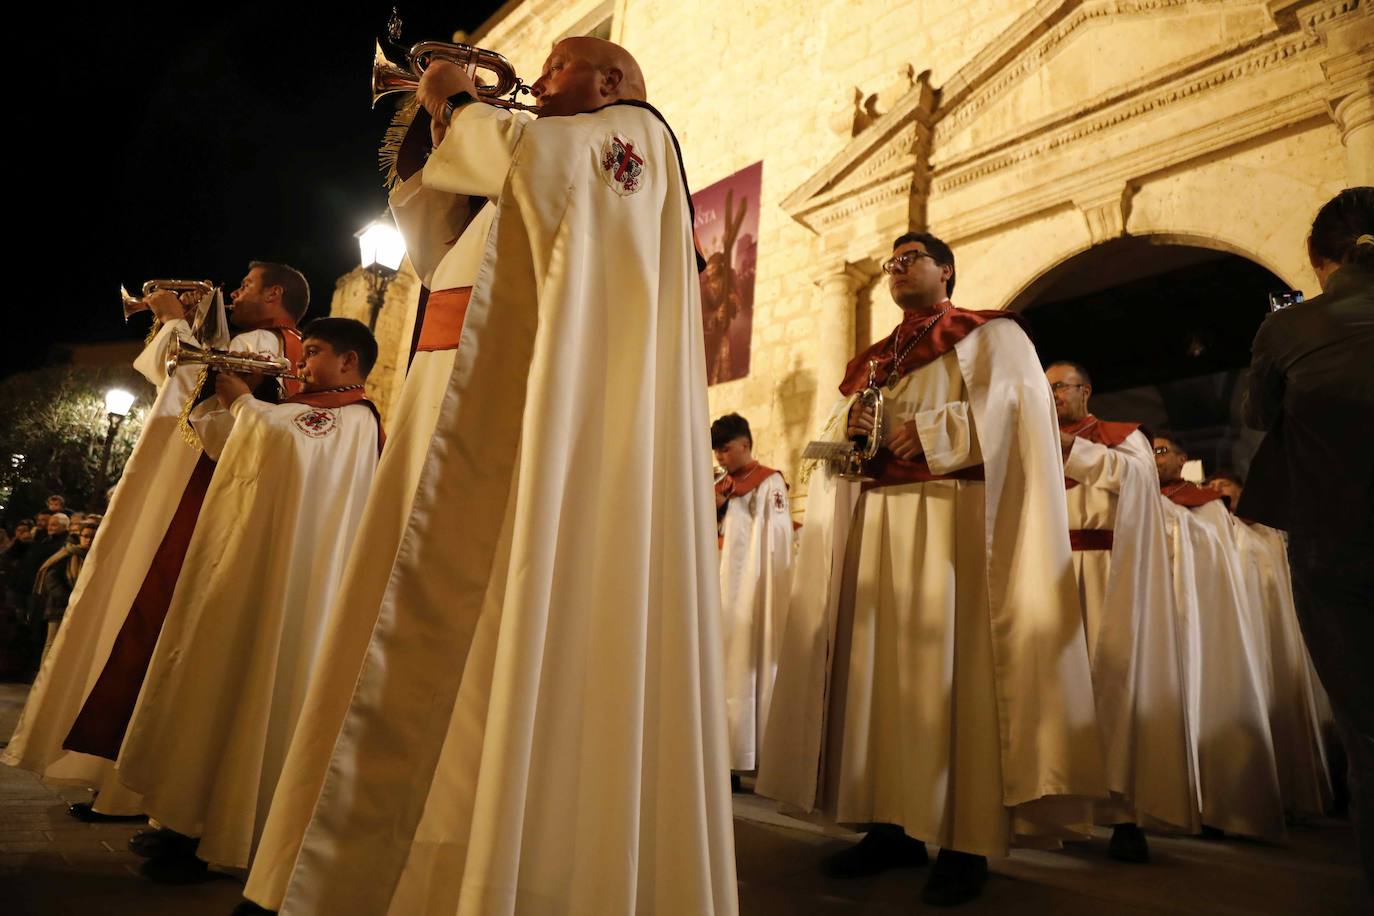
[9,2,504,379]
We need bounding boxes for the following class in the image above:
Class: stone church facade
[336,0,1371,507]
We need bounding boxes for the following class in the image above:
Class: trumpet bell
[120,285,149,321]
[371,40,417,107]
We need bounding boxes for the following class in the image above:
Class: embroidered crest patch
[773,490,786,513]
[599,135,646,196]
[293,407,337,438]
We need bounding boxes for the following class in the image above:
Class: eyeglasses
[881,250,938,274]
[1049,382,1086,393]
[1152,445,1178,456]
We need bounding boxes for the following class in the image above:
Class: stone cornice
[780,77,935,234]
[932,28,1326,193]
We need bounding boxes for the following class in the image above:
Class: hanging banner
[694,161,762,386]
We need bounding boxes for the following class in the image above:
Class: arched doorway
[1012,237,1296,480]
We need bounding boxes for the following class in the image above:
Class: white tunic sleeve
[422,102,530,198]
[133,319,193,388]
[1064,429,1152,494]
[913,401,982,473]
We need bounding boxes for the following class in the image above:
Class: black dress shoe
[230,901,276,915]
[921,848,988,907]
[820,824,929,878]
[130,827,198,859]
[67,801,146,823]
[1109,823,1150,863]
[139,852,212,884]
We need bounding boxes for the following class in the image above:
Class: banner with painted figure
[694,161,762,386]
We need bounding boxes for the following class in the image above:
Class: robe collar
[839,304,1022,396]
[1059,413,1140,447]
[716,461,780,499]
[1161,479,1223,508]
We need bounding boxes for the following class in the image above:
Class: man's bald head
[531,36,647,117]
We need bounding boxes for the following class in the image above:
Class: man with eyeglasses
[1154,434,1286,841]
[1047,362,1196,862]
[759,232,1106,907]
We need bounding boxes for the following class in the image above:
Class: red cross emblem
[599,135,646,196]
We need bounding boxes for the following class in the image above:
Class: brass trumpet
[371,39,536,111]
[713,466,729,486]
[120,279,216,322]
[165,337,304,382]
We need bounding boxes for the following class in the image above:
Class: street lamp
[93,388,135,509]
[356,216,406,331]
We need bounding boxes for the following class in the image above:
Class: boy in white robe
[112,318,382,883]
[1154,435,1286,841]
[1048,362,1197,862]
[711,412,793,781]
[3,263,308,820]
[758,233,1106,907]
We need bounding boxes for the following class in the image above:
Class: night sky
[10,2,503,378]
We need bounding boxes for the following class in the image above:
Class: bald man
[273,38,737,916]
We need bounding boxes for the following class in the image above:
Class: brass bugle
[839,360,885,482]
[120,279,217,322]
[371,39,537,111]
[165,337,304,382]
[713,466,729,486]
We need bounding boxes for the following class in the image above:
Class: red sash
[861,453,986,492]
[416,287,472,352]
[1063,415,1141,490]
[1163,480,1223,508]
[715,462,781,501]
[1069,528,1115,551]
[64,454,217,759]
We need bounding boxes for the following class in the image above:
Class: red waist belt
[861,450,985,493]
[1069,528,1114,551]
[416,286,473,352]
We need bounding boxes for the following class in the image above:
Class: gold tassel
[177,367,209,448]
[379,94,420,190]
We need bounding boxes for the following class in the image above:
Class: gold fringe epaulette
[379,93,420,190]
[177,366,210,448]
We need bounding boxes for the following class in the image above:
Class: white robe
[1161,497,1286,839]
[757,319,1106,858]
[243,196,495,909]
[281,101,737,916]
[114,395,377,867]
[718,469,793,772]
[1,322,285,813]
[1230,518,1331,818]
[1064,430,1197,831]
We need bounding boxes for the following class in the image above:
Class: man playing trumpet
[274,37,738,916]
[2,263,307,823]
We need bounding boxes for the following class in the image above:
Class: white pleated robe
[1230,518,1331,818]
[1,322,286,814]
[1161,497,1286,839]
[757,318,1107,858]
[113,394,378,868]
[280,100,738,916]
[243,196,495,908]
[718,469,793,772]
[1064,429,1197,831]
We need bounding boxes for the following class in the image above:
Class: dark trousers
[1288,534,1374,893]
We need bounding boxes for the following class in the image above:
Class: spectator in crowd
[19,512,71,673]
[1240,185,1374,890]
[46,495,66,514]
[34,522,97,663]
[67,512,86,537]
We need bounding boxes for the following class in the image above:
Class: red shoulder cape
[838,305,1022,396]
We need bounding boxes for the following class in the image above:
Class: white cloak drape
[1064,431,1197,830]
[112,396,378,868]
[718,471,793,772]
[757,319,1106,832]
[281,101,737,916]
[1161,498,1285,839]
[243,197,494,910]
[1230,519,1331,818]
[2,323,284,813]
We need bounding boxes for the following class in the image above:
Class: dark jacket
[1238,263,1374,541]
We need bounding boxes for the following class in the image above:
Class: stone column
[813,264,870,429]
[1333,92,1374,186]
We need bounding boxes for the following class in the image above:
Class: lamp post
[355,217,407,331]
[93,388,135,510]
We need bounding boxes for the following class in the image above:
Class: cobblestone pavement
[3,682,1369,915]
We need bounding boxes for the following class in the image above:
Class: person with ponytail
[1240,186,1374,893]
